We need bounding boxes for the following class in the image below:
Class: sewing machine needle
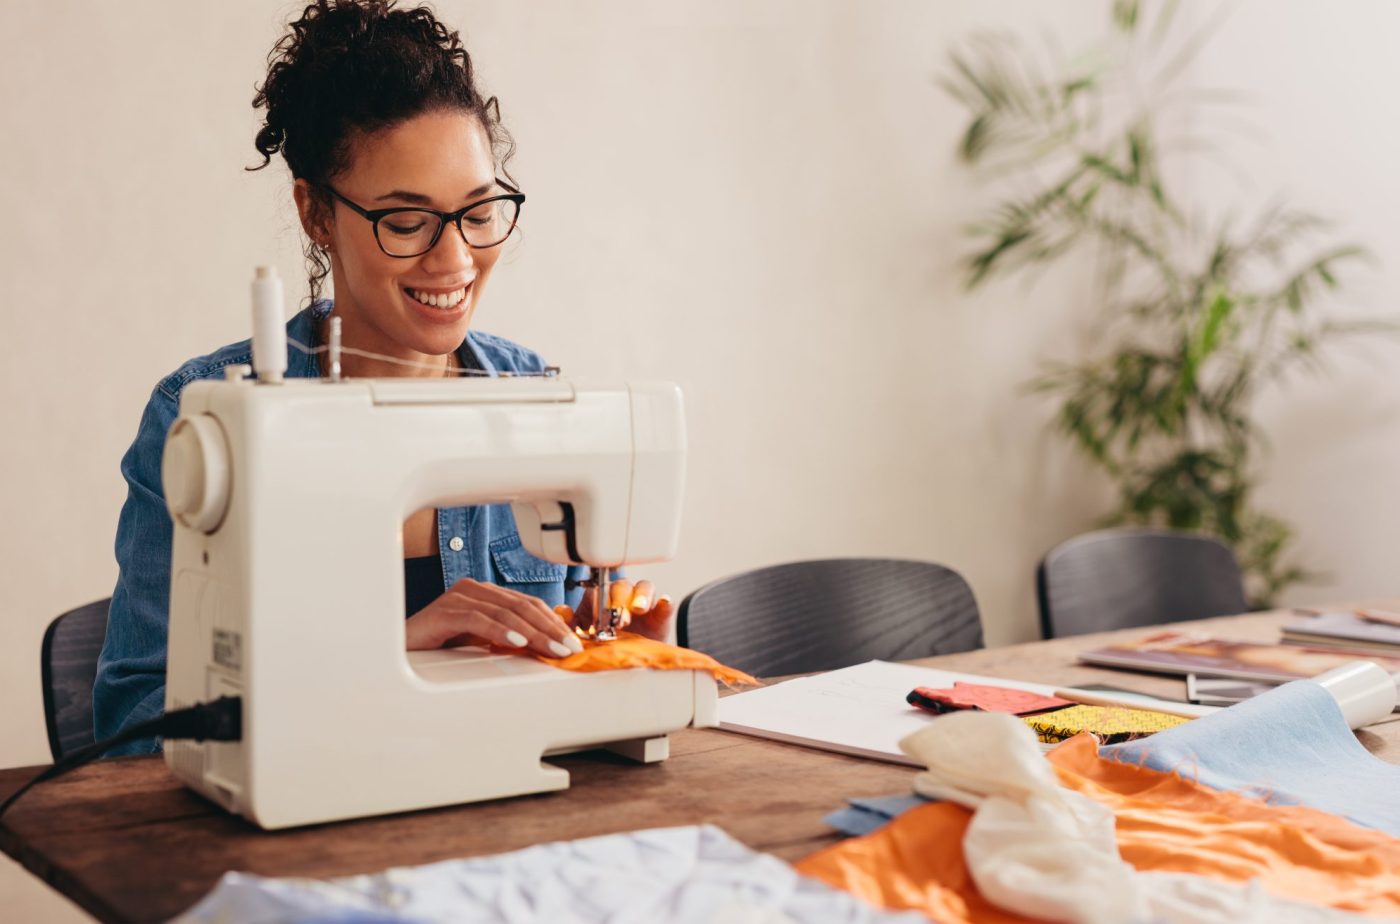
[592,567,621,642]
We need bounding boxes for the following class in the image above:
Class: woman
[94,0,671,755]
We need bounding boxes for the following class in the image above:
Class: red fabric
[910,683,1073,716]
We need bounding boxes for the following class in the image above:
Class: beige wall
[1185,3,1400,606]
[2,2,1395,919]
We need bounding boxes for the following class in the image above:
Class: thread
[283,337,559,378]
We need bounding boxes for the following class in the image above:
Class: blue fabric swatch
[824,794,930,836]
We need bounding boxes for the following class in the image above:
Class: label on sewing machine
[213,628,243,672]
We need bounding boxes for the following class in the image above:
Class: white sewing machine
[159,271,714,829]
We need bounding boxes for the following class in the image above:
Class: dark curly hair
[250,0,515,304]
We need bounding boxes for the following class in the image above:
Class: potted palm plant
[945,1,1388,606]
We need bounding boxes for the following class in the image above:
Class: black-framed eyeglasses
[321,179,525,257]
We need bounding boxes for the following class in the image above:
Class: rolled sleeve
[94,385,181,755]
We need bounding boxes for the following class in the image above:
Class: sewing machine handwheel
[163,414,231,534]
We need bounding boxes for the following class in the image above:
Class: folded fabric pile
[798,680,1400,922]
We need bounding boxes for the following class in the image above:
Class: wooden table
[5,608,1398,923]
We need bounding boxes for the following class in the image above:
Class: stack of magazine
[1280,609,1400,653]
[1077,611,1400,706]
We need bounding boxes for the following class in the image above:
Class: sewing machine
[159,273,713,829]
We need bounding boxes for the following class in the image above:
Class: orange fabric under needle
[503,631,759,688]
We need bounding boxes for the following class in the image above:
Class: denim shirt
[94,301,589,755]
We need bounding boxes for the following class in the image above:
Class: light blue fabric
[824,794,930,836]
[173,825,924,923]
[1104,679,1400,837]
[94,301,590,755]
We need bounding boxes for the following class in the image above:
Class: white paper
[717,661,1066,764]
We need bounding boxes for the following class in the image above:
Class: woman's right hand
[405,578,584,658]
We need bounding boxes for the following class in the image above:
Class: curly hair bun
[250,0,513,301]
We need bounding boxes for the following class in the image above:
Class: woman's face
[304,109,507,359]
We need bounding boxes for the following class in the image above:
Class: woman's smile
[404,283,471,309]
[401,280,474,324]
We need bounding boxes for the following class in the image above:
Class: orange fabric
[1048,735,1400,912]
[527,632,759,688]
[796,801,1034,923]
[796,733,1400,921]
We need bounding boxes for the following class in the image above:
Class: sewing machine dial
[163,414,232,534]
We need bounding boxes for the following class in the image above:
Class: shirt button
[448,536,464,552]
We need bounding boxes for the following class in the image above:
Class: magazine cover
[1078,631,1400,682]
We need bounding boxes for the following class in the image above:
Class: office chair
[677,558,984,678]
[1037,529,1248,639]
[41,598,111,762]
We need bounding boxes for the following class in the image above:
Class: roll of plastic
[251,265,286,384]
[1309,660,1397,729]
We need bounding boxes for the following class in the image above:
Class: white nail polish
[548,640,573,658]
[631,596,650,612]
[563,633,584,654]
[505,630,528,647]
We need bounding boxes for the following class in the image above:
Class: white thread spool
[1310,661,1397,729]
[251,266,286,384]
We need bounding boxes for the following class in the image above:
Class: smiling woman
[91,0,668,756]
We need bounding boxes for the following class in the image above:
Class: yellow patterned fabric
[1023,705,1188,745]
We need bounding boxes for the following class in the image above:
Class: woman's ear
[292,178,333,250]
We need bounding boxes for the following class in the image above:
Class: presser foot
[592,607,625,642]
[580,569,625,642]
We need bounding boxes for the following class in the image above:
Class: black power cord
[0,696,242,818]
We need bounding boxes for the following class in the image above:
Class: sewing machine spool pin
[328,316,343,382]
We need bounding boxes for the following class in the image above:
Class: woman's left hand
[557,579,674,643]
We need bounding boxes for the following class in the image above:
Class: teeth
[407,287,467,309]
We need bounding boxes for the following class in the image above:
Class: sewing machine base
[168,648,717,830]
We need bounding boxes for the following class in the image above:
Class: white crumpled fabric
[172,823,924,924]
[900,711,1370,924]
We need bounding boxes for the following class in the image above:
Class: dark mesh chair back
[41,598,111,762]
[1037,530,1248,639]
[678,558,983,677]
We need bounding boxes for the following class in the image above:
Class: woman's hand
[405,578,585,657]
[561,579,675,643]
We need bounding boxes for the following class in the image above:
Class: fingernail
[505,630,528,647]
[657,595,672,606]
[548,640,573,658]
[630,596,650,613]
[562,633,584,654]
